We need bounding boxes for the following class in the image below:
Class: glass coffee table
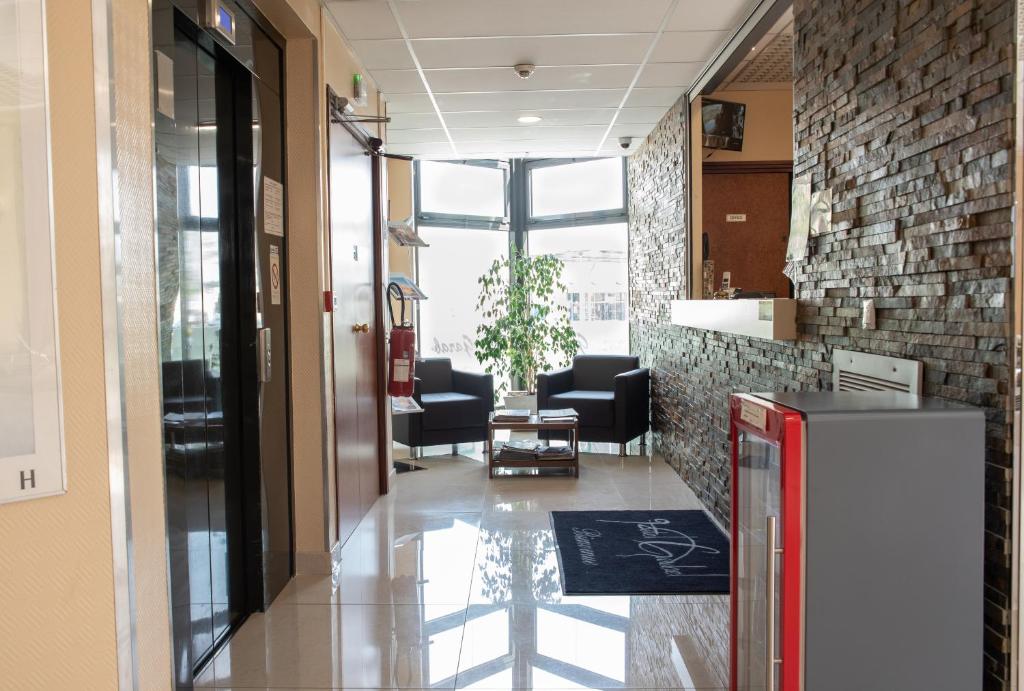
[487,412,580,478]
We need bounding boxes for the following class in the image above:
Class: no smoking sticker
[269,244,281,305]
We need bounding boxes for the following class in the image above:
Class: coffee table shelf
[487,413,580,478]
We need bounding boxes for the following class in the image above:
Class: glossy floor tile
[197,449,729,690]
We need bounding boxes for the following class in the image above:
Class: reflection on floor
[195,443,730,689]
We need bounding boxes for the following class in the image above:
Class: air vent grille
[837,371,912,393]
[832,349,923,394]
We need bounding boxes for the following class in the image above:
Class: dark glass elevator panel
[156,22,247,680]
[153,4,292,685]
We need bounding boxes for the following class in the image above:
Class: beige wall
[256,0,389,566]
[690,88,793,297]
[698,89,794,163]
[0,3,395,686]
[0,0,174,687]
[388,157,416,288]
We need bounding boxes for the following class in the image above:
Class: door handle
[258,328,272,383]
[352,323,369,333]
[766,515,783,691]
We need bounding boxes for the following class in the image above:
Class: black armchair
[392,357,494,457]
[537,354,650,456]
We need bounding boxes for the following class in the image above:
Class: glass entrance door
[734,430,782,691]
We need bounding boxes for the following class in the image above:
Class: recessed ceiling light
[518,115,542,124]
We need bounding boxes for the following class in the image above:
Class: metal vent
[832,349,923,394]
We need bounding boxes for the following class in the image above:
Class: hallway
[194,451,729,689]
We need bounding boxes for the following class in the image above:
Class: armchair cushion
[549,390,615,428]
[452,369,495,409]
[417,358,453,394]
[572,354,640,391]
[421,392,487,430]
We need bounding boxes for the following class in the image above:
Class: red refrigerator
[729,391,983,691]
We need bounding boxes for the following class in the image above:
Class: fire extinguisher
[386,281,416,397]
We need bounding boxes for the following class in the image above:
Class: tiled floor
[195,443,729,690]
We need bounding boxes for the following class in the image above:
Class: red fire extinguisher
[386,281,416,397]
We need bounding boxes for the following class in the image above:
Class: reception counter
[669,298,797,340]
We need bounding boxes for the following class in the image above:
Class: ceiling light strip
[386,0,458,155]
[593,0,680,155]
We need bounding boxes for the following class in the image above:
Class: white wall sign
[263,176,284,237]
[726,213,747,223]
[269,244,281,305]
[0,0,66,504]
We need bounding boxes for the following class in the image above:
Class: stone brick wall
[627,0,1015,686]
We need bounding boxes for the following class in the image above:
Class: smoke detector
[514,63,536,79]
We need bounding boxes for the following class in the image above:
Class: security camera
[618,136,633,150]
[513,63,536,79]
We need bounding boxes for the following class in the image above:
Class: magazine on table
[495,441,573,461]
[493,409,531,422]
[539,408,578,422]
[495,441,539,461]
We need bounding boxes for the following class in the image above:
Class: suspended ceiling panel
[718,6,793,91]
[326,0,758,158]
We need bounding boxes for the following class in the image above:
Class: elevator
[152,1,292,685]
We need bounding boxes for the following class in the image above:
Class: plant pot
[502,391,537,414]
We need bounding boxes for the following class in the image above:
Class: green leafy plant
[474,249,580,397]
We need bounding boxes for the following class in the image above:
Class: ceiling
[717,7,793,91]
[325,0,758,159]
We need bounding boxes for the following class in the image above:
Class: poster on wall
[0,0,66,504]
[809,188,833,236]
[785,174,812,262]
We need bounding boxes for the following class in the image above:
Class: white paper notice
[740,399,768,432]
[264,176,284,237]
[269,244,281,305]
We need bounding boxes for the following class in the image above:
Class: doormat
[550,510,729,595]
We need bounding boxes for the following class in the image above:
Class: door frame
[1013,1,1023,686]
[325,86,390,501]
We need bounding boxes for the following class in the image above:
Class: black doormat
[550,510,730,595]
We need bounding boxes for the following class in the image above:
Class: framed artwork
[0,0,65,504]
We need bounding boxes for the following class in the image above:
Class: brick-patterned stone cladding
[627,1,1015,687]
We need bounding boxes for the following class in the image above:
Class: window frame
[414,158,511,231]
[522,157,629,230]
[413,155,631,384]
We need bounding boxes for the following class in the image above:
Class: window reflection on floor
[196,452,730,689]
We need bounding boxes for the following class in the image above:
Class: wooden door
[328,119,380,547]
[702,168,792,298]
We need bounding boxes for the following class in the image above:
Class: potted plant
[474,249,580,411]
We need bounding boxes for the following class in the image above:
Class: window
[417,226,509,377]
[414,156,628,382]
[528,158,625,220]
[417,160,508,225]
[529,224,628,360]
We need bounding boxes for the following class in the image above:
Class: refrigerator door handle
[766,515,783,691]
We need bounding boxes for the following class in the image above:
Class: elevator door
[155,18,255,684]
[329,119,381,547]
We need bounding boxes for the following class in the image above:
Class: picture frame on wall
[0,0,66,504]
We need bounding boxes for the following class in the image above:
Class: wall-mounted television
[702,98,746,151]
